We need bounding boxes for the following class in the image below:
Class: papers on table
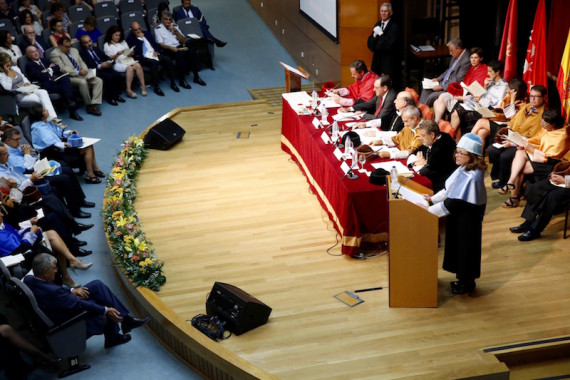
[460,81,486,97]
[422,78,439,89]
[320,97,341,108]
[282,91,313,114]
[371,160,413,176]
[397,185,429,207]
[33,158,56,176]
[410,44,435,52]
[332,112,361,121]
[0,254,25,267]
[16,84,40,94]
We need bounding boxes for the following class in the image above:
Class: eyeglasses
[529,95,543,98]
[454,150,468,156]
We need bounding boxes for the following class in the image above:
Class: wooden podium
[279,61,309,92]
[388,177,439,308]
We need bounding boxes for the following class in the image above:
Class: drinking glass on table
[358,153,366,171]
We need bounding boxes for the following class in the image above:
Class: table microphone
[393,172,416,199]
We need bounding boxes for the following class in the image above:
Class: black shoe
[214,39,227,48]
[74,211,91,219]
[104,333,131,348]
[193,76,206,86]
[208,64,215,71]
[107,99,118,106]
[122,316,151,334]
[451,281,476,294]
[73,248,92,257]
[71,238,87,247]
[76,223,94,232]
[81,200,96,208]
[86,105,102,116]
[179,80,191,89]
[154,87,165,96]
[518,229,541,241]
[510,223,530,233]
[69,111,83,121]
[491,182,502,189]
[116,96,126,103]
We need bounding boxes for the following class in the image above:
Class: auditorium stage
[116,101,570,379]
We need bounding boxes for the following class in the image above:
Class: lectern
[388,176,439,308]
[279,61,310,92]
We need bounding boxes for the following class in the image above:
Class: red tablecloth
[280,98,431,255]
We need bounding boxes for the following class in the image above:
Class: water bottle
[331,120,339,143]
[345,135,352,154]
[321,104,328,122]
[311,87,318,110]
[352,148,358,166]
[390,166,398,190]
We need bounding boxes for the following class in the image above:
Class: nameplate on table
[340,161,351,174]
[333,148,343,161]
[312,117,321,129]
[321,131,331,144]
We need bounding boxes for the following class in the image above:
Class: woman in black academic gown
[422,133,488,294]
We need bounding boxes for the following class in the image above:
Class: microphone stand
[393,172,416,199]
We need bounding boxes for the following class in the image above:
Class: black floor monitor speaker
[206,282,272,335]
[143,118,185,150]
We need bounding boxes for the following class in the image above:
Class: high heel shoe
[70,262,93,270]
[141,89,147,96]
[127,91,137,99]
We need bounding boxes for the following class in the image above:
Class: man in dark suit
[17,25,49,58]
[343,75,397,129]
[419,38,471,106]
[411,120,457,192]
[367,2,401,90]
[382,90,416,132]
[24,45,82,121]
[172,0,226,47]
[78,35,125,106]
[126,21,177,95]
[24,253,150,348]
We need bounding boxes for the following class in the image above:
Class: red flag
[499,0,517,82]
[557,29,570,122]
[522,0,547,92]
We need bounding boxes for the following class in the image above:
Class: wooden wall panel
[339,0,379,28]
[338,28,372,66]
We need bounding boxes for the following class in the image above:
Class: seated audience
[499,109,570,208]
[328,59,377,107]
[18,0,42,25]
[18,8,42,36]
[73,0,93,12]
[17,25,49,57]
[509,162,570,241]
[24,253,151,348]
[0,0,16,23]
[49,18,73,47]
[372,105,423,159]
[340,75,397,129]
[103,26,147,98]
[154,11,205,89]
[3,128,96,218]
[410,120,457,192]
[471,78,527,151]
[151,2,169,26]
[0,31,22,65]
[74,16,102,44]
[487,85,547,190]
[0,52,61,123]
[433,47,487,123]
[78,35,125,106]
[172,0,226,47]
[46,3,72,34]
[127,21,177,96]
[25,45,82,120]
[50,36,103,117]
[29,107,105,184]
[418,38,471,106]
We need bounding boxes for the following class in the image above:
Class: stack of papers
[282,91,313,114]
[371,160,413,176]
[422,78,439,89]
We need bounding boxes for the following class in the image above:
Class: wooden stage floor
[132,101,570,379]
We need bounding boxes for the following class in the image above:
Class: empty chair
[9,277,90,378]
[119,0,143,14]
[94,1,119,18]
[120,11,146,32]
[0,18,18,37]
[145,7,156,29]
[41,27,51,47]
[96,15,118,37]
[68,5,92,23]
[176,17,202,38]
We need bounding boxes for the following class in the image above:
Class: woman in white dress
[103,26,147,99]
[0,31,22,65]
[0,52,60,123]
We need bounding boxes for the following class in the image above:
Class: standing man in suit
[24,253,150,348]
[78,35,124,106]
[17,25,48,58]
[342,75,397,129]
[419,38,471,106]
[172,0,226,47]
[126,21,177,96]
[410,120,457,192]
[24,45,82,121]
[50,37,103,117]
[367,3,401,90]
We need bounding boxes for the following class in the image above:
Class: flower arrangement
[101,136,166,291]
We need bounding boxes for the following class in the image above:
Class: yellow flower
[123,235,133,244]
[115,216,127,227]
[112,211,124,220]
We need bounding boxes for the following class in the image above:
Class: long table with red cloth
[280,98,431,256]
